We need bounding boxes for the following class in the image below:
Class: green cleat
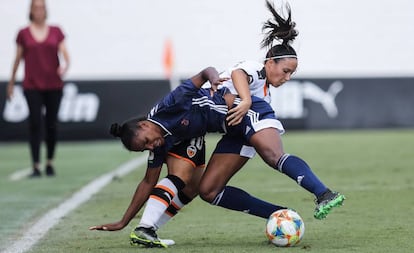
[130,227,168,248]
[314,189,345,220]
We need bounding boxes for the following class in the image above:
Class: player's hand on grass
[89,221,125,231]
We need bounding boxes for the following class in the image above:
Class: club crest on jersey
[181,118,189,126]
[186,145,197,158]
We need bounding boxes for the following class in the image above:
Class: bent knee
[261,149,284,167]
[199,185,219,203]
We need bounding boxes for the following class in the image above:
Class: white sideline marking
[2,155,147,253]
[8,168,32,181]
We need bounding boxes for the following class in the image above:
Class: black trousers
[23,89,63,165]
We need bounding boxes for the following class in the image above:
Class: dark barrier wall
[0,80,170,140]
[0,77,413,140]
[270,77,414,130]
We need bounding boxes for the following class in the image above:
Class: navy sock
[277,154,327,197]
[211,186,286,219]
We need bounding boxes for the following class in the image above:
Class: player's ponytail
[109,116,147,151]
[110,123,122,137]
[261,0,298,61]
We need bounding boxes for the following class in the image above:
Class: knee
[250,130,284,167]
[198,183,218,203]
[260,148,284,168]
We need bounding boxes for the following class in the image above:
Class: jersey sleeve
[16,28,25,46]
[147,149,166,168]
[172,79,199,100]
[156,79,199,111]
[230,61,264,82]
[54,26,65,43]
[146,138,175,168]
[219,61,264,94]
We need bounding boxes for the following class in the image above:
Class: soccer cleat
[28,168,41,178]
[314,189,345,219]
[130,227,168,248]
[45,165,55,176]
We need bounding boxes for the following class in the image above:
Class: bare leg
[199,153,286,218]
[199,153,248,202]
[250,128,345,219]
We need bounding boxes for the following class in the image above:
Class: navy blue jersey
[147,79,227,167]
[148,79,228,137]
[147,79,284,168]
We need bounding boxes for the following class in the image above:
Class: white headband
[264,55,297,61]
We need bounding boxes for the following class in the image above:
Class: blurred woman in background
[7,0,70,177]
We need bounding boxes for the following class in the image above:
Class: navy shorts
[212,134,256,158]
[167,136,206,168]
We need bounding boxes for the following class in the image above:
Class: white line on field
[2,155,147,253]
[8,167,32,181]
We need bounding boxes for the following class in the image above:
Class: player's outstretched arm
[190,66,228,90]
[89,166,162,231]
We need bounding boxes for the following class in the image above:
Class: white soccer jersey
[202,61,270,103]
[220,61,270,103]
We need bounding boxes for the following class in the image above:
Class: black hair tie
[109,123,121,137]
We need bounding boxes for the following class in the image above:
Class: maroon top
[16,26,65,90]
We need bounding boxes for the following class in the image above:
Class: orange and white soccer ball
[265,209,305,247]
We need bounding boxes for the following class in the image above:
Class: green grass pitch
[1,129,413,253]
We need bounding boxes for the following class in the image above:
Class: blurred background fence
[1,0,413,140]
[1,77,413,140]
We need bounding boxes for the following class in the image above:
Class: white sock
[155,194,186,229]
[138,178,178,229]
